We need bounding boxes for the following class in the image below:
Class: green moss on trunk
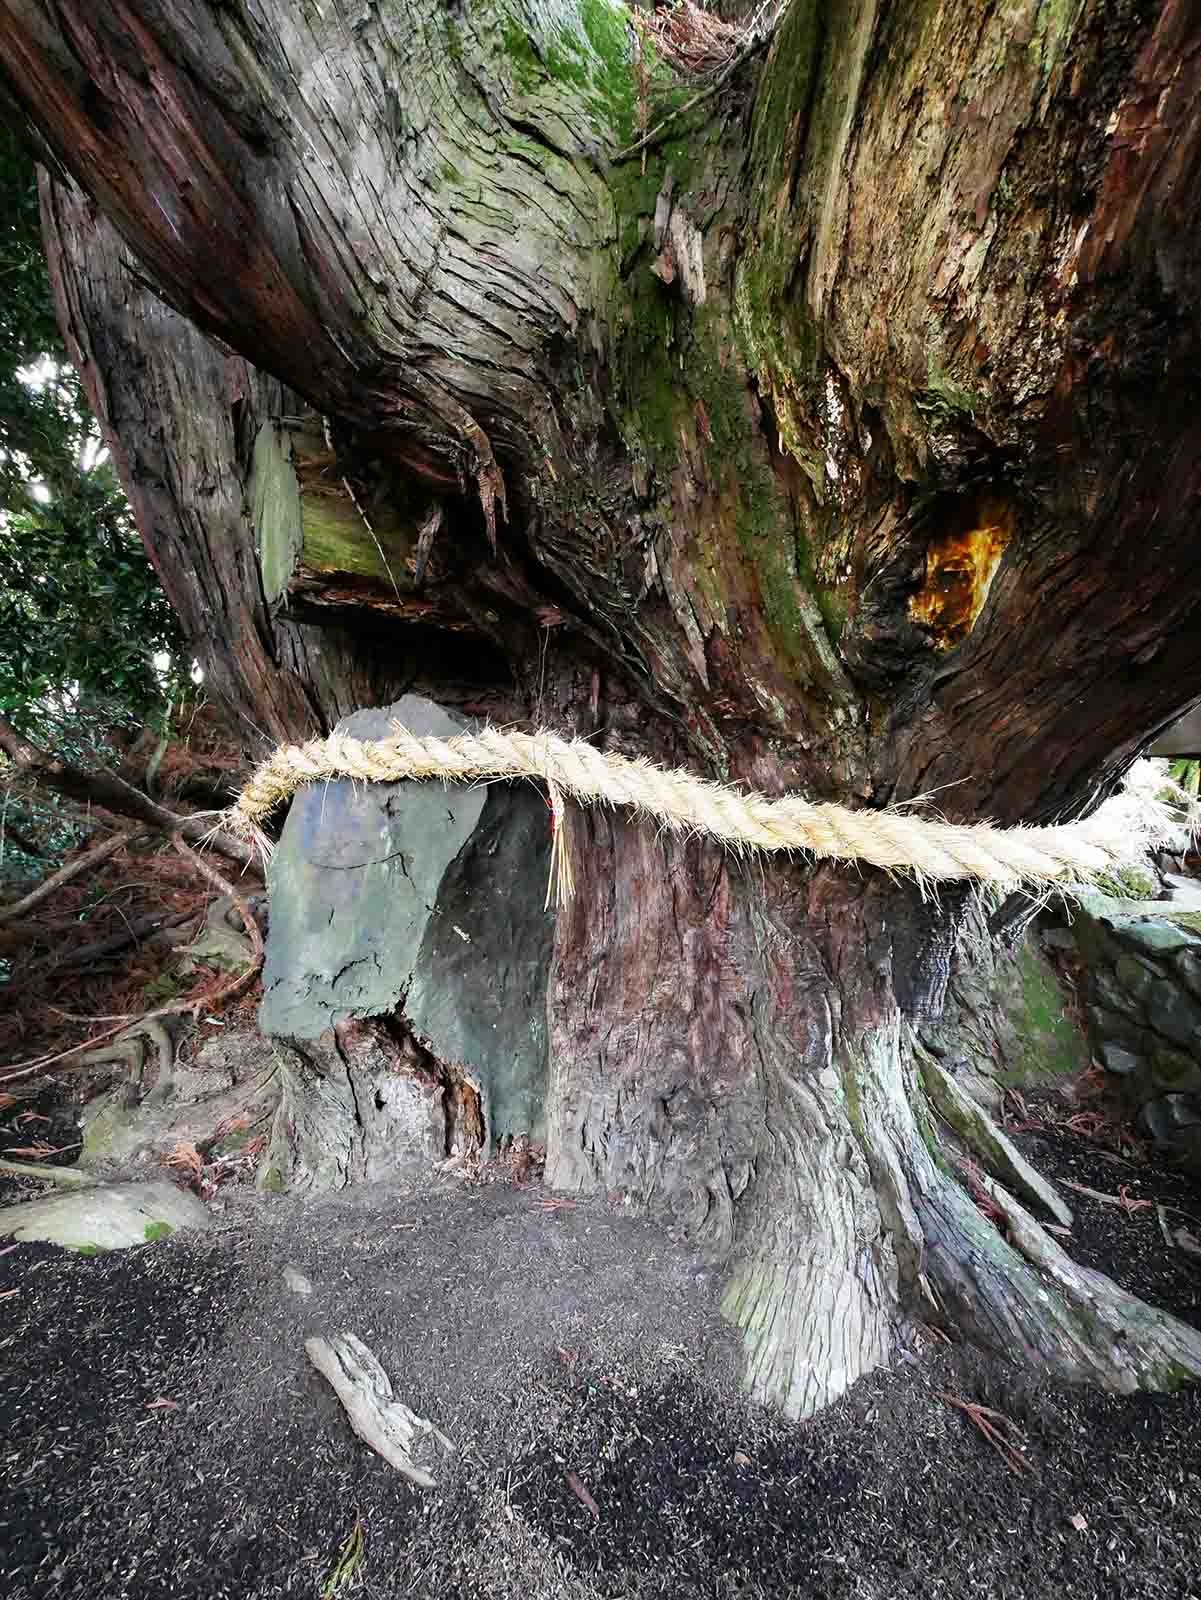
[612,281,840,669]
[251,422,303,605]
[1003,943,1088,1084]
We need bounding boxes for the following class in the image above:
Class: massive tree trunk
[4,0,1201,1415]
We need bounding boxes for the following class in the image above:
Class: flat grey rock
[1140,1094,1201,1141]
[259,695,485,1038]
[0,1179,214,1251]
[1098,1043,1139,1076]
[1164,872,1201,909]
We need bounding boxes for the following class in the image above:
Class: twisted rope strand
[227,723,1187,893]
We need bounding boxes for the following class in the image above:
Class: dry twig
[937,1391,1033,1475]
[166,1140,205,1183]
[565,1470,600,1519]
[0,839,263,1089]
[0,830,140,924]
[1061,1179,1153,1215]
[632,0,742,75]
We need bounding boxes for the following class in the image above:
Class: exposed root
[918,1166,1201,1394]
[919,1046,1073,1228]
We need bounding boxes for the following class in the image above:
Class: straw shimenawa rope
[226,723,1189,903]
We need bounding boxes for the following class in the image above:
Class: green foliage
[0,128,184,743]
[1169,758,1200,797]
[143,1221,174,1242]
[1,694,146,884]
[322,1513,366,1598]
[0,131,62,435]
[0,466,182,723]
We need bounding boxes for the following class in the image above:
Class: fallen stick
[0,830,140,924]
[48,905,202,970]
[306,1332,454,1487]
[1061,1180,1153,1213]
[0,1157,98,1189]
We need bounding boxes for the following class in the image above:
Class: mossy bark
[9,0,1201,1414]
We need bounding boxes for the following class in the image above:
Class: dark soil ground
[0,1086,83,1182]
[1011,1120,1201,1331]
[2,1135,1200,1600]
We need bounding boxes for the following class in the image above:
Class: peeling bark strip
[8,0,1201,1419]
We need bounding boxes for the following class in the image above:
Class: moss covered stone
[0,1180,214,1251]
[1094,866,1160,900]
[1003,943,1088,1084]
[919,906,1088,1103]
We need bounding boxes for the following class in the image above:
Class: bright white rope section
[223,723,1183,902]
[226,723,1189,901]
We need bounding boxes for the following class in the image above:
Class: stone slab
[0,1179,214,1251]
[259,694,554,1156]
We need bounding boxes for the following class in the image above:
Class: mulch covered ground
[2,1132,1200,1600]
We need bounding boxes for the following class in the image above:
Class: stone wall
[1053,892,1201,1176]
[919,886,1201,1179]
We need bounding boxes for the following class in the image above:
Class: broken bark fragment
[305,1332,454,1487]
